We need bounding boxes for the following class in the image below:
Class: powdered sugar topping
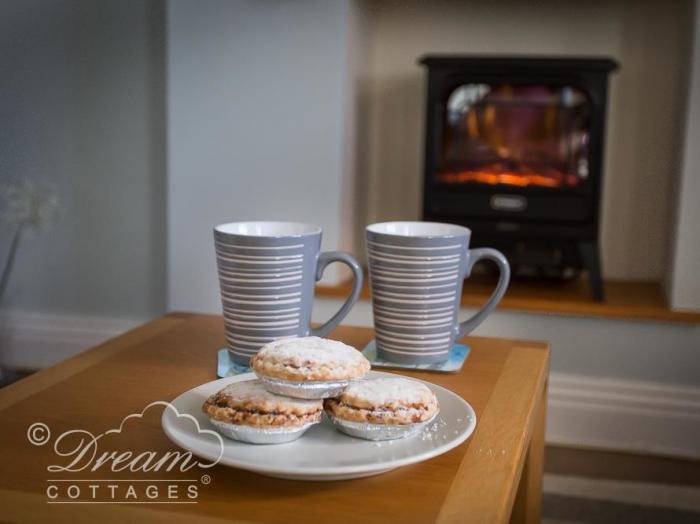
[342,377,436,407]
[218,380,321,410]
[257,336,366,367]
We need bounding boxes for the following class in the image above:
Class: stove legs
[579,242,604,302]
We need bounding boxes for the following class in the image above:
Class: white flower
[0,178,59,228]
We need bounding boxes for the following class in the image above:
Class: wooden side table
[0,314,549,523]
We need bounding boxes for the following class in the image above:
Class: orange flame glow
[437,164,580,188]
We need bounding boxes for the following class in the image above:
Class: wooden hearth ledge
[316,272,700,324]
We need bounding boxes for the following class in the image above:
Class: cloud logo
[44,401,225,473]
[104,401,225,469]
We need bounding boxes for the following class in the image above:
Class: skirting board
[547,373,700,458]
[548,373,700,459]
[1,311,699,459]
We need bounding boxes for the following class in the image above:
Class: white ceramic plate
[162,371,476,481]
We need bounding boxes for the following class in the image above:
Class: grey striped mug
[366,222,510,364]
[214,221,363,364]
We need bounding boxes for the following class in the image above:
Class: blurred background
[1,0,699,520]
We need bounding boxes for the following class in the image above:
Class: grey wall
[0,0,166,318]
[167,0,356,312]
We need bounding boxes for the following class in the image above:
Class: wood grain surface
[0,314,548,523]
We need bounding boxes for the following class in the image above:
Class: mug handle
[456,248,510,339]
[308,251,363,338]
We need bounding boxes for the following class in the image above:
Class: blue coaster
[361,340,469,374]
[217,349,252,378]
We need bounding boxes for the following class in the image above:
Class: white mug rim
[366,221,470,238]
[215,221,321,238]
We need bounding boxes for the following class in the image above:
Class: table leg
[510,380,547,524]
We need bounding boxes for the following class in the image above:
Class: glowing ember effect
[437,164,581,188]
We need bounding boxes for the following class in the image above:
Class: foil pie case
[209,418,319,445]
[327,412,439,441]
[256,373,355,400]
[208,372,441,444]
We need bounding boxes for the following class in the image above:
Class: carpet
[542,474,700,523]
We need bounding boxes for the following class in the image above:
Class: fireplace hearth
[420,55,618,301]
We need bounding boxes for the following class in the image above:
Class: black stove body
[420,55,618,301]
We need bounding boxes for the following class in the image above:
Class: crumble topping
[251,336,370,381]
[324,378,439,425]
[203,379,322,428]
[338,378,438,410]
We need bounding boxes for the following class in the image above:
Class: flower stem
[0,223,25,306]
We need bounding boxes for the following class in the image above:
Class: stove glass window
[437,84,591,189]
